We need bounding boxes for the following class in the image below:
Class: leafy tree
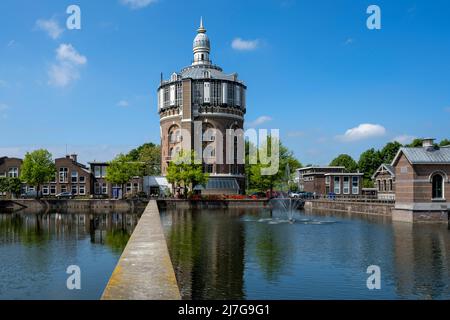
[105,154,142,197]
[358,148,383,188]
[329,154,358,172]
[127,143,161,176]
[407,139,424,147]
[439,139,450,147]
[380,141,402,164]
[246,136,302,195]
[20,150,56,198]
[166,150,208,198]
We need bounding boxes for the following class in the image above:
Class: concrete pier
[102,200,180,300]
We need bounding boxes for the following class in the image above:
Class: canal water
[0,212,140,300]
[160,208,450,300]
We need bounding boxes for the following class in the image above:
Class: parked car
[289,192,302,198]
[56,192,73,199]
[20,190,42,199]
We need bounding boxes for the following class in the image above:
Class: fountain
[269,163,304,223]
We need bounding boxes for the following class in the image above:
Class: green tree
[166,151,208,198]
[407,139,424,147]
[439,139,450,147]
[380,141,403,164]
[105,154,142,197]
[329,154,358,172]
[246,137,302,195]
[358,148,383,188]
[127,143,161,176]
[20,150,56,198]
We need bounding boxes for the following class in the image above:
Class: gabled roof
[372,163,395,180]
[392,146,450,166]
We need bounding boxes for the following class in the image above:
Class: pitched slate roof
[393,147,450,165]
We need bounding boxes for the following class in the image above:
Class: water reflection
[161,208,450,300]
[0,211,140,300]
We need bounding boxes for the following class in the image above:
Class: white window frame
[79,176,86,184]
[352,177,359,195]
[343,177,350,194]
[50,185,56,195]
[334,177,341,194]
[102,183,108,195]
[71,171,78,183]
[169,85,176,106]
[59,168,68,183]
[79,185,86,195]
[71,185,78,195]
[42,185,49,195]
[204,82,211,103]
[8,167,18,178]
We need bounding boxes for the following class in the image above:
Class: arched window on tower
[432,173,444,199]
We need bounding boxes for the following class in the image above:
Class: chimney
[70,154,78,162]
[422,138,435,148]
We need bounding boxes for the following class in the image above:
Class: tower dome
[192,17,211,65]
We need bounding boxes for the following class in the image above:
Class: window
[0,172,5,177]
[334,177,341,194]
[389,179,393,192]
[61,185,67,193]
[79,185,86,195]
[95,183,101,195]
[169,85,176,106]
[71,171,78,183]
[343,177,350,194]
[42,186,49,195]
[383,180,387,192]
[8,167,18,178]
[102,183,108,195]
[79,176,86,183]
[401,167,408,174]
[59,168,68,183]
[126,183,132,193]
[432,174,444,199]
[94,166,107,178]
[133,183,139,192]
[71,185,78,195]
[352,177,359,194]
[377,180,381,192]
[204,82,211,103]
[50,185,56,195]
[325,176,330,185]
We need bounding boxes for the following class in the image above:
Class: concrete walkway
[102,200,181,300]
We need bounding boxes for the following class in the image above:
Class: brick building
[297,166,363,196]
[90,162,143,199]
[392,139,450,223]
[158,19,246,194]
[372,164,396,200]
[0,157,23,197]
[40,154,91,197]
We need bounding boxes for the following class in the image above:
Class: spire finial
[198,16,206,33]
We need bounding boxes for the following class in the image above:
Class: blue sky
[0,0,449,165]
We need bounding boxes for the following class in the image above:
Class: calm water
[0,212,140,300]
[161,208,450,300]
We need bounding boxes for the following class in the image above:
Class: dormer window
[171,73,178,82]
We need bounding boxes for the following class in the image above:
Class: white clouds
[232,38,260,51]
[36,18,64,40]
[117,100,130,107]
[120,0,157,9]
[337,123,386,142]
[248,116,272,127]
[56,44,87,65]
[393,134,416,144]
[48,44,87,88]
